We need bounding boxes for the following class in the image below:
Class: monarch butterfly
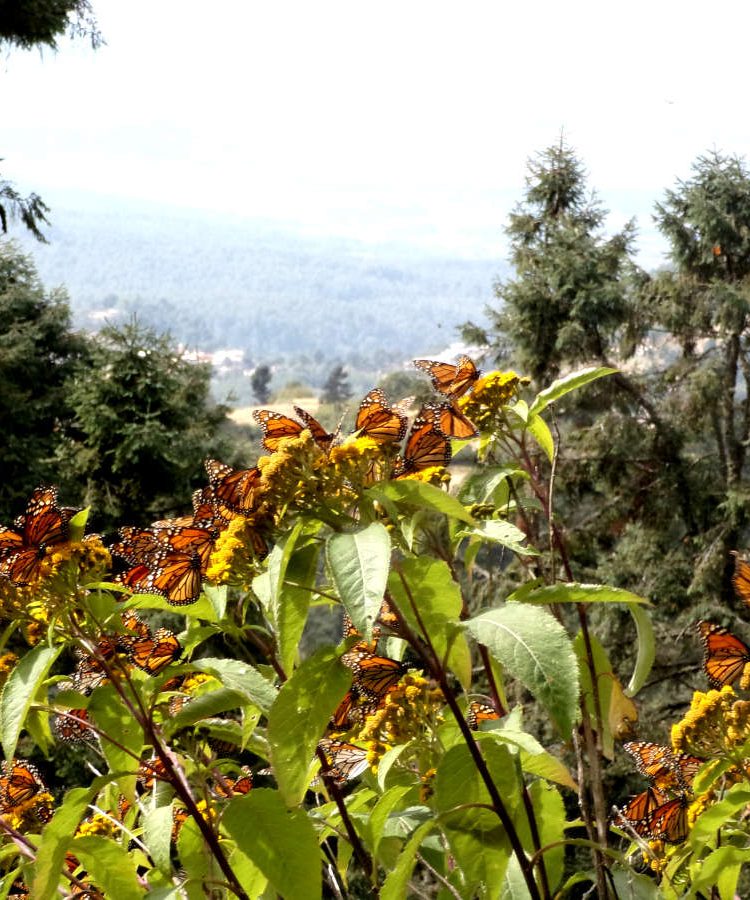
[172,804,189,843]
[0,761,44,808]
[123,627,181,675]
[731,552,750,608]
[614,786,667,836]
[211,768,253,798]
[350,653,408,700]
[413,355,480,400]
[118,548,204,606]
[317,739,369,784]
[394,408,452,477]
[53,708,95,744]
[645,794,689,843]
[467,701,501,730]
[119,609,151,640]
[253,408,333,453]
[330,688,379,730]
[0,486,77,585]
[697,620,750,688]
[137,756,169,792]
[190,485,233,531]
[204,459,262,515]
[623,741,702,792]
[431,401,478,439]
[354,389,408,444]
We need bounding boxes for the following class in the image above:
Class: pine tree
[0,241,87,519]
[321,365,352,405]
[486,140,638,384]
[251,364,272,404]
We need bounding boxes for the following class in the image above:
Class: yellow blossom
[458,370,527,428]
[206,517,266,586]
[671,686,743,756]
[76,812,117,838]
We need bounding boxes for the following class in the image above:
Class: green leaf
[366,784,413,859]
[222,789,321,900]
[380,820,436,900]
[32,781,110,900]
[388,557,471,689]
[684,846,750,900]
[267,646,351,805]
[456,519,536,556]
[71,835,143,900]
[526,413,554,461]
[625,602,655,696]
[457,466,526,507]
[510,582,649,605]
[521,781,565,894]
[274,541,319,674]
[88,684,143,788]
[434,742,515,896]
[465,606,580,736]
[368,479,476,525]
[480,729,577,791]
[1,643,62,761]
[141,804,174,875]
[528,366,617,416]
[190,658,277,712]
[327,522,391,640]
[689,784,750,847]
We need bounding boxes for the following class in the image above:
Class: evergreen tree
[0,241,87,520]
[251,364,272,404]
[0,164,50,242]
[0,0,101,50]
[55,318,229,531]
[321,365,352,405]
[486,140,638,383]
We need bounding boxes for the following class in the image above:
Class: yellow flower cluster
[2,790,54,832]
[358,674,444,748]
[76,812,118,838]
[458,370,526,429]
[0,652,17,680]
[206,517,264,587]
[671,686,747,757]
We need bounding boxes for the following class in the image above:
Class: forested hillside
[16,200,500,374]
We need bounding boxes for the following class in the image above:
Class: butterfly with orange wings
[116,549,204,606]
[623,741,703,793]
[430,401,478,440]
[204,459,262,515]
[0,760,44,808]
[394,406,452,477]
[413,355,480,400]
[53,708,96,744]
[697,620,750,688]
[614,786,667,836]
[354,389,408,444]
[317,739,369,784]
[253,407,334,453]
[731,552,750,607]
[122,627,181,675]
[211,768,253,798]
[0,486,79,585]
[467,701,502,730]
[348,651,408,701]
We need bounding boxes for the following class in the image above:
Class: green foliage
[0,0,101,50]
[321,363,353,405]
[0,242,86,520]
[0,172,49,242]
[483,140,639,383]
[55,317,230,530]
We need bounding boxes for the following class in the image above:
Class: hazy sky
[3,0,750,265]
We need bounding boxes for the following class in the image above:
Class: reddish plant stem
[391,570,543,900]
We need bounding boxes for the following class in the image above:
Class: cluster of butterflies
[0,759,52,828]
[53,611,182,744]
[615,553,750,844]
[253,354,481,479]
[615,742,703,843]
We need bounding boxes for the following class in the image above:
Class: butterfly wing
[732,553,750,608]
[397,407,452,475]
[413,356,479,399]
[253,409,304,452]
[433,402,478,439]
[127,628,181,674]
[355,389,407,443]
[615,787,667,836]
[351,654,407,700]
[317,738,369,784]
[697,620,750,687]
[0,761,43,807]
[294,406,334,449]
[205,460,261,514]
[646,796,689,843]
[467,701,501,730]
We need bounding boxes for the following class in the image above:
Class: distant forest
[16,201,502,400]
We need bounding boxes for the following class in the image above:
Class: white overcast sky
[2,0,750,265]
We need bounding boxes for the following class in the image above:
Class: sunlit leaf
[528,366,617,416]
[327,522,391,640]
[1,643,61,761]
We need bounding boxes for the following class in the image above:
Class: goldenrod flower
[76,812,117,838]
[458,370,527,428]
[358,674,444,746]
[671,686,743,757]
[206,517,265,587]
